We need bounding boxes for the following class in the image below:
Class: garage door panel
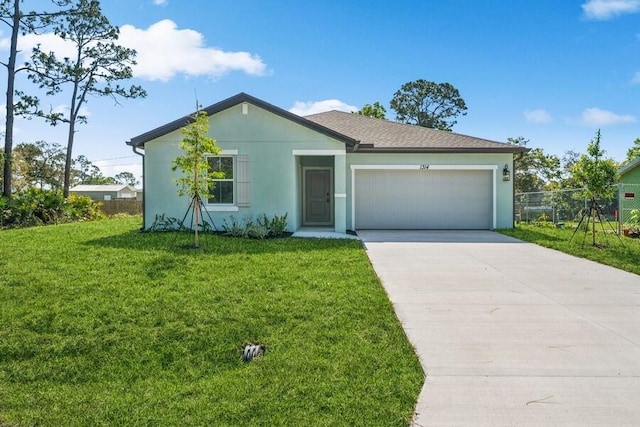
[355,169,492,229]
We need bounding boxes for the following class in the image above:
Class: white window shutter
[236,155,250,206]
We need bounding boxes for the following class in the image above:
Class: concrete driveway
[358,230,640,427]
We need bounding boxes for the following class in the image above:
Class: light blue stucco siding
[345,153,515,230]
[143,102,347,231]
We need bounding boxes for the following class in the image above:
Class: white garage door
[354,169,493,229]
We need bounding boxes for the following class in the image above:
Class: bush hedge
[0,189,103,229]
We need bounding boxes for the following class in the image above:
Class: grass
[498,222,640,275]
[0,217,423,426]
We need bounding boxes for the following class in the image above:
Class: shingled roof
[127,92,527,154]
[305,110,527,153]
[127,93,357,148]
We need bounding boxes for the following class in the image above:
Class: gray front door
[304,168,332,225]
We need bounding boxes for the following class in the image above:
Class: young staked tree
[390,79,467,131]
[0,0,73,198]
[572,129,618,246]
[27,0,146,198]
[172,110,221,248]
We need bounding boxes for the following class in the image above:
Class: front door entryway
[303,168,333,225]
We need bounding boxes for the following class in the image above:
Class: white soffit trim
[350,164,497,170]
[350,164,419,170]
[205,205,239,212]
[350,164,499,230]
[292,149,345,156]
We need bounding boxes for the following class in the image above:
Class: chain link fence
[618,183,640,232]
[515,188,618,226]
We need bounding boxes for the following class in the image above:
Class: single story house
[70,184,138,201]
[617,157,640,227]
[126,93,527,233]
[618,157,640,185]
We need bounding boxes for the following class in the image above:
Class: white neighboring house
[70,185,138,201]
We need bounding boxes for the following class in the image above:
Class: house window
[207,156,234,204]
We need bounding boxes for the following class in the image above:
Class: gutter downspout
[132,144,146,230]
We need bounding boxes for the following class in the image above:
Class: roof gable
[127,93,358,148]
[619,157,640,177]
[304,111,528,153]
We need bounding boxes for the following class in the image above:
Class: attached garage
[353,167,494,230]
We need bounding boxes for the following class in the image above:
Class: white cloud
[0,30,9,50]
[289,99,358,116]
[582,0,640,20]
[96,161,143,185]
[16,19,267,82]
[632,71,640,84]
[49,104,91,119]
[19,31,77,60]
[152,0,168,5]
[580,107,636,126]
[119,19,267,81]
[524,109,553,124]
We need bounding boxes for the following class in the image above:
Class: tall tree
[113,171,138,186]
[558,150,581,189]
[389,79,467,131]
[72,154,113,185]
[27,0,146,197]
[1,0,73,198]
[507,137,560,193]
[571,130,618,246]
[355,102,386,119]
[13,140,65,190]
[625,137,640,164]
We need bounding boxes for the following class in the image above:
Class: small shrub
[221,215,246,237]
[532,212,555,228]
[148,214,184,232]
[66,193,104,221]
[0,195,10,228]
[262,213,288,237]
[222,213,288,239]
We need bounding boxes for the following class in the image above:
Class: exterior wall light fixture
[502,164,511,181]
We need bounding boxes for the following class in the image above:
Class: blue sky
[3,0,640,182]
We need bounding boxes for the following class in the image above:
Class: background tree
[625,138,640,164]
[1,0,73,198]
[389,79,467,131]
[172,110,221,247]
[507,137,560,193]
[13,140,65,191]
[72,154,114,185]
[114,171,138,186]
[571,130,618,246]
[27,0,146,198]
[355,102,386,119]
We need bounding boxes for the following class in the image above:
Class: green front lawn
[498,223,640,275]
[0,218,423,426]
